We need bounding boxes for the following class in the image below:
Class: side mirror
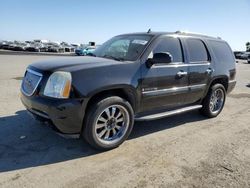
[146,52,173,68]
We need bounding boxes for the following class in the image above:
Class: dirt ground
[0,55,249,188]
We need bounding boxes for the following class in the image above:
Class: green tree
[246,42,250,52]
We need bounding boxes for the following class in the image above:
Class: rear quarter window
[208,40,235,64]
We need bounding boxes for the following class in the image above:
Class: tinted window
[186,39,208,62]
[208,40,235,64]
[151,37,183,62]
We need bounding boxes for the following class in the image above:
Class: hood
[29,56,122,72]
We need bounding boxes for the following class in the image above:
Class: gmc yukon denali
[21,31,236,150]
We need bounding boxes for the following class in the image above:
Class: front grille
[21,69,42,96]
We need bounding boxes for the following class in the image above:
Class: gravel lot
[0,55,250,188]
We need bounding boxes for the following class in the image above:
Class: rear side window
[208,40,235,64]
[151,37,183,62]
[186,39,209,62]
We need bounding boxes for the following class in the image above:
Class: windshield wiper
[102,55,124,61]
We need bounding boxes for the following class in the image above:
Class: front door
[141,36,189,112]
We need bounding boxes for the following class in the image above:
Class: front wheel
[83,96,134,150]
[200,83,226,118]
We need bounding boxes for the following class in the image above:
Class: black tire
[83,96,134,150]
[200,83,226,118]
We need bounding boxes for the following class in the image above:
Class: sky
[0,0,250,50]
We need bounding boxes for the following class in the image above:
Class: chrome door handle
[206,68,214,74]
[177,71,188,77]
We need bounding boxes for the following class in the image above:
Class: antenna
[147,28,151,33]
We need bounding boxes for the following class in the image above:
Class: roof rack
[174,30,220,39]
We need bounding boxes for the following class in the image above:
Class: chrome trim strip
[143,86,188,96]
[135,105,202,121]
[142,84,206,96]
[26,68,43,77]
[152,62,210,68]
[190,84,206,90]
[21,68,43,97]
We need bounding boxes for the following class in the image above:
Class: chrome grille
[21,69,42,96]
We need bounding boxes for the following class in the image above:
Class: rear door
[182,38,213,103]
[141,36,189,112]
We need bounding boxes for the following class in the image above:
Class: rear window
[208,40,235,63]
[186,39,209,62]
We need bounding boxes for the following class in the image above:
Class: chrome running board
[135,105,202,121]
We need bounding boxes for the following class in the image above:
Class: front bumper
[20,92,86,134]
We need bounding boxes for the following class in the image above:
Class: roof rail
[175,30,207,35]
[174,30,219,39]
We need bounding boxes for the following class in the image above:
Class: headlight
[43,71,72,99]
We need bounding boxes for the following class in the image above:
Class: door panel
[141,64,189,111]
[140,36,189,112]
[186,63,211,103]
[182,38,213,104]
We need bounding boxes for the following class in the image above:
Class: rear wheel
[200,83,226,118]
[83,96,134,150]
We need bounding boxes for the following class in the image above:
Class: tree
[246,42,250,52]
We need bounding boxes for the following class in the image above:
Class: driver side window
[148,37,183,63]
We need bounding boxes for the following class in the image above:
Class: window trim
[148,36,184,64]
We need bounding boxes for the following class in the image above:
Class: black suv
[21,31,236,150]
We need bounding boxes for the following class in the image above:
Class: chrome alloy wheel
[94,105,130,145]
[209,88,225,114]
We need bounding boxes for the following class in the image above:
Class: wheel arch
[80,86,138,136]
[85,86,138,115]
[204,76,229,98]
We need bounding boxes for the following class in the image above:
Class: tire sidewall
[84,96,134,150]
[207,84,226,117]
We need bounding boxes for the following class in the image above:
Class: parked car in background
[239,52,250,60]
[34,39,49,44]
[61,42,75,52]
[71,43,81,49]
[1,41,14,50]
[245,52,250,63]
[12,41,29,51]
[75,46,96,56]
[8,42,18,51]
[21,31,236,150]
[0,41,5,49]
[47,42,64,53]
[0,41,9,49]
[0,40,27,51]
[234,51,245,59]
[26,42,46,52]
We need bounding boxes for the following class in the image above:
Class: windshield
[93,35,152,61]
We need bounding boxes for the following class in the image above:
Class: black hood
[30,56,122,72]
